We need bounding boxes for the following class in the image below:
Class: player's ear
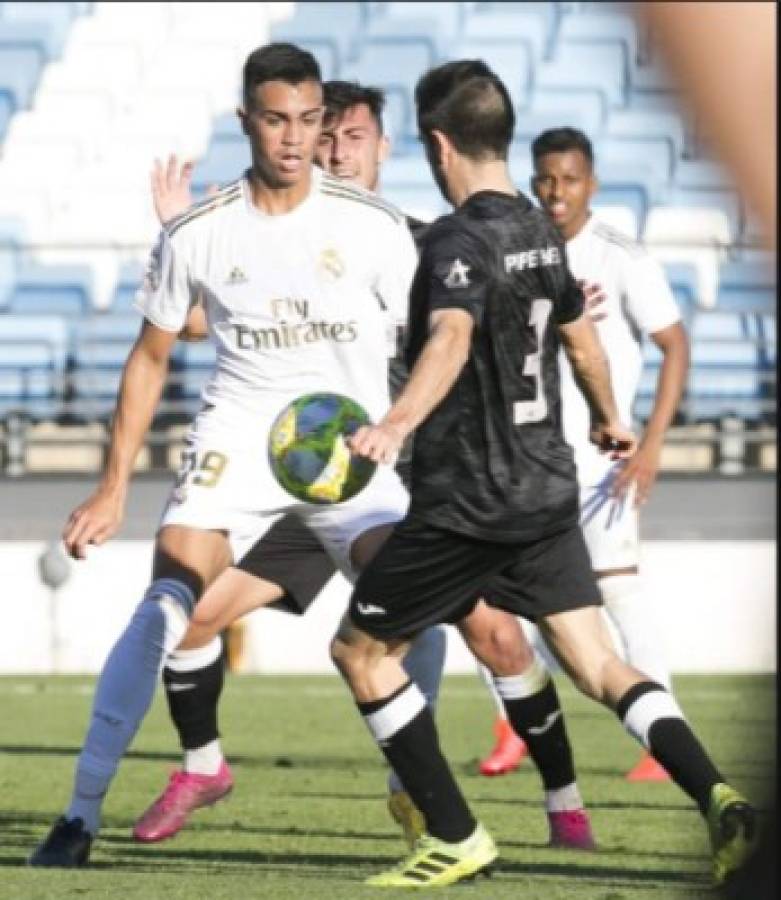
[429,129,451,167]
[377,133,391,164]
[237,106,249,137]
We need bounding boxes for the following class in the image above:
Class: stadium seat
[176,340,217,413]
[366,16,440,61]
[0,46,43,110]
[193,138,250,193]
[465,5,556,61]
[556,10,639,66]
[515,86,606,140]
[0,86,12,138]
[644,206,731,308]
[717,260,776,314]
[596,134,672,186]
[674,158,734,192]
[0,314,68,419]
[272,1,363,68]
[0,20,58,62]
[110,261,145,313]
[662,186,743,246]
[0,215,22,308]
[539,42,626,107]
[662,261,699,320]
[8,261,93,315]
[385,1,464,43]
[606,108,687,164]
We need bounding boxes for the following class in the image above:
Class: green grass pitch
[0,672,774,899]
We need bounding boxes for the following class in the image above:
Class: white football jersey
[559,214,681,483]
[135,167,417,446]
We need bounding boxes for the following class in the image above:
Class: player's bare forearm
[350,309,473,463]
[559,313,619,426]
[102,323,176,493]
[643,322,689,446]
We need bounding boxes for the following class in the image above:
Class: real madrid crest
[318,247,345,281]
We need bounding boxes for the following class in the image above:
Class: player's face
[315,103,388,192]
[532,150,597,240]
[241,79,324,188]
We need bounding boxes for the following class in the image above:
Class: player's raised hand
[590,421,637,461]
[579,279,608,322]
[610,435,664,506]
[62,488,126,560]
[348,422,404,465]
[151,154,195,225]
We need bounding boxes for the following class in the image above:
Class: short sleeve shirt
[406,190,585,542]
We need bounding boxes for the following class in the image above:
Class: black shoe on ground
[28,816,93,868]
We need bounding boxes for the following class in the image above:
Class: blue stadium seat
[514,86,606,140]
[8,262,93,315]
[110,260,145,313]
[193,139,251,194]
[212,112,242,141]
[366,16,441,61]
[662,261,698,320]
[0,46,43,110]
[271,2,364,68]
[0,314,68,419]
[69,325,135,420]
[385,2,464,43]
[717,260,776,314]
[662,186,743,245]
[463,10,550,63]
[0,20,57,61]
[0,215,23,308]
[175,341,217,411]
[539,42,627,107]
[0,86,12,138]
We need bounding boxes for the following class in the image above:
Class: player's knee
[462,606,530,674]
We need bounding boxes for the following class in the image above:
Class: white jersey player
[29,43,415,869]
[533,127,689,781]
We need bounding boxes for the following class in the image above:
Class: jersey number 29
[513,298,552,425]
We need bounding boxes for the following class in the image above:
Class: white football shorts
[159,426,409,581]
[578,463,640,571]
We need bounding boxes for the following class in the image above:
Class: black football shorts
[349,516,601,639]
[236,514,336,615]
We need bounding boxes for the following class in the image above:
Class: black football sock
[163,643,225,751]
[358,680,477,844]
[493,661,576,791]
[618,681,724,815]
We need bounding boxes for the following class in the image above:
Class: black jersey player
[331,60,758,889]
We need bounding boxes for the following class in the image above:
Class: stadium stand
[0,0,775,475]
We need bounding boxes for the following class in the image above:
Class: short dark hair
[323,80,385,133]
[415,60,514,160]
[531,127,594,169]
[243,42,321,107]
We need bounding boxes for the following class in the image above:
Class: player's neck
[561,210,592,242]
[247,167,314,215]
[451,160,517,207]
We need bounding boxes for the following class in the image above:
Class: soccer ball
[268,392,377,504]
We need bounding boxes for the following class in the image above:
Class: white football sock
[66,579,195,835]
[388,626,446,794]
[600,574,673,692]
[478,662,508,718]
[184,739,224,776]
[168,639,225,775]
[545,782,584,813]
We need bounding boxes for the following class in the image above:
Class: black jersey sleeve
[424,228,490,325]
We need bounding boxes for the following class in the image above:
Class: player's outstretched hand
[579,279,608,322]
[590,422,637,462]
[62,488,125,560]
[610,435,663,506]
[151,154,195,225]
[349,422,405,465]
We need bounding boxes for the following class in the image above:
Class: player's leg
[539,598,759,884]
[133,566,283,842]
[331,518,519,886]
[458,603,594,850]
[475,658,528,776]
[581,474,673,780]
[29,525,231,867]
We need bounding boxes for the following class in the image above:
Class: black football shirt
[405,190,585,542]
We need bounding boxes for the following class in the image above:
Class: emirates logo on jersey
[443,258,471,289]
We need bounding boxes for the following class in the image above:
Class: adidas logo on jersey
[226,266,248,285]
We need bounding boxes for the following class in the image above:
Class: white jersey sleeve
[134,228,197,333]
[622,251,681,336]
[372,215,417,326]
